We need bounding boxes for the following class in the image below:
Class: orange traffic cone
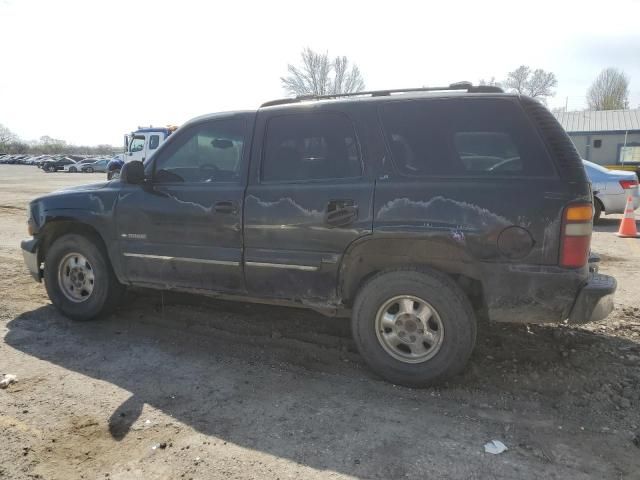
[616,192,639,238]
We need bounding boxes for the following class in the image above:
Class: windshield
[129,136,145,153]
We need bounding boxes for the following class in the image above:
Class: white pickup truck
[107,126,178,179]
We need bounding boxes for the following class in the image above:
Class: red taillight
[560,203,592,268]
[619,179,638,190]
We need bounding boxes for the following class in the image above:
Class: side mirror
[121,160,145,184]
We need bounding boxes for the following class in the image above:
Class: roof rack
[260,82,503,108]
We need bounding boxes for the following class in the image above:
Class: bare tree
[332,56,365,95]
[504,65,557,103]
[527,69,558,98]
[0,123,17,148]
[478,77,501,88]
[281,48,365,96]
[587,68,630,110]
[504,66,530,94]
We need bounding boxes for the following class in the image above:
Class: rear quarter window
[379,98,556,178]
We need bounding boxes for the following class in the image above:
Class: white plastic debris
[484,440,508,454]
[0,374,17,389]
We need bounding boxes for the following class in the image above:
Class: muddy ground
[0,164,639,479]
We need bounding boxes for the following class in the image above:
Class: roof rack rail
[260,82,503,107]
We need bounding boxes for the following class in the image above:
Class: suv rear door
[243,106,375,302]
[375,96,565,266]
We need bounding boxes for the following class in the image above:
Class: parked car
[583,160,640,221]
[62,158,99,172]
[62,161,80,173]
[41,157,76,172]
[21,83,616,387]
[81,159,109,173]
[34,156,53,168]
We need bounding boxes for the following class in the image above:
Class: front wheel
[351,269,477,387]
[85,167,94,173]
[44,233,125,321]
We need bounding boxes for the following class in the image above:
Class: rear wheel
[351,268,477,387]
[593,198,603,223]
[69,166,77,173]
[44,233,125,321]
[85,167,94,173]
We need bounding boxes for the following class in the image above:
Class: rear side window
[262,112,362,182]
[379,98,555,177]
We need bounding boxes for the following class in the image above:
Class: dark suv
[41,157,76,172]
[21,83,616,386]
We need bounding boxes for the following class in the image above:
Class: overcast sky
[1,0,639,146]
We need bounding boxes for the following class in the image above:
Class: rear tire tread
[351,267,477,387]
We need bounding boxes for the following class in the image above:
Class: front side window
[379,99,555,177]
[153,118,245,184]
[262,112,362,183]
[130,137,145,153]
[149,134,160,150]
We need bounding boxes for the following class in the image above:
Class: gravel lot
[1,164,639,479]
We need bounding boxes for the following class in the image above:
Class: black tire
[44,233,125,321]
[593,198,603,223]
[69,166,77,173]
[351,268,477,387]
[85,167,94,173]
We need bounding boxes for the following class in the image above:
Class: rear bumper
[481,260,615,324]
[21,237,41,282]
[568,273,616,324]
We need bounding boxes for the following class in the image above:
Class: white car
[62,158,100,173]
[583,160,640,221]
[62,161,80,173]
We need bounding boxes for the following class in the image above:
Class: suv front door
[244,109,375,302]
[114,114,252,293]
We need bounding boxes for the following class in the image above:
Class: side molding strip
[123,253,240,267]
[245,261,318,272]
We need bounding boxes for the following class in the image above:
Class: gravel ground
[0,165,639,479]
